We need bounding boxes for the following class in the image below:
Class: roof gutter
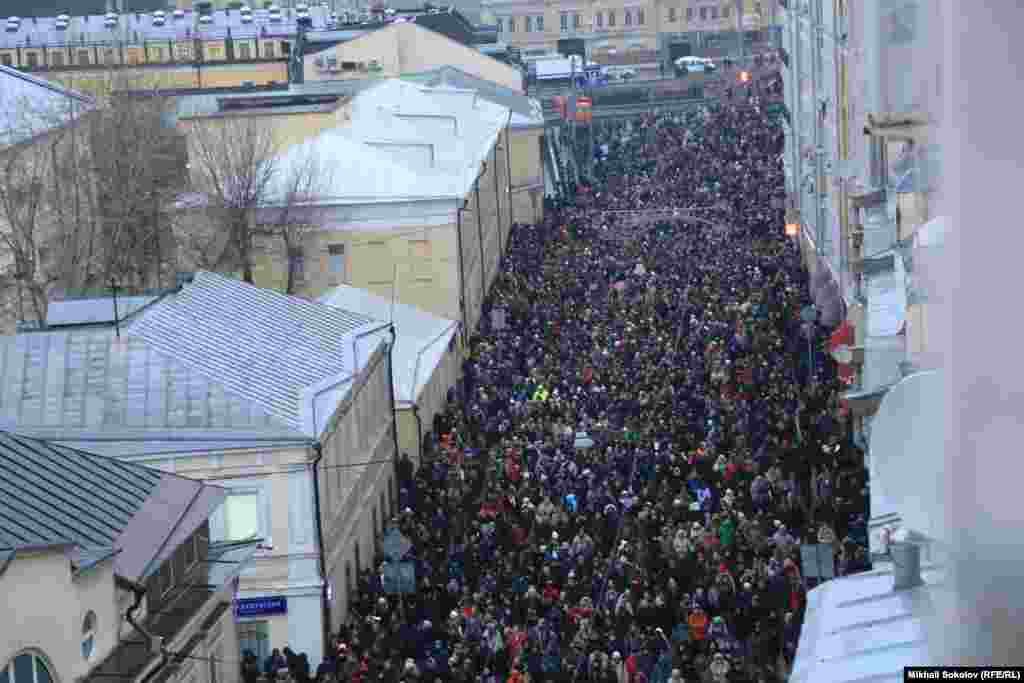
[387,325,401,464]
[474,161,488,302]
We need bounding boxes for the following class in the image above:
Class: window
[236,42,251,60]
[25,52,38,68]
[238,622,270,661]
[327,243,347,282]
[560,13,567,30]
[536,15,543,30]
[289,248,305,283]
[595,12,603,27]
[669,7,677,21]
[508,17,515,32]
[50,52,63,67]
[711,6,718,19]
[183,531,198,568]
[573,12,581,27]
[525,15,533,31]
[174,43,192,61]
[686,7,694,19]
[262,42,274,58]
[608,10,615,25]
[700,6,708,19]
[150,47,164,62]
[624,10,632,25]
[497,17,503,32]
[281,41,291,55]
[158,559,175,596]
[223,491,261,541]
[82,612,97,660]
[3,652,54,683]
[723,5,730,18]
[208,644,220,683]
[0,54,11,67]
[206,45,225,60]
[103,48,116,64]
[638,8,645,23]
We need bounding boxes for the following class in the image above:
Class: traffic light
[739,71,751,83]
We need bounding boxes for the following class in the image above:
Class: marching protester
[313,73,868,683]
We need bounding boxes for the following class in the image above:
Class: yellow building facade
[482,0,781,60]
[303,21,526,93]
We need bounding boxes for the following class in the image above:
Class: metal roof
[46,295,159,327]
[0,272,381,444]
[269,78,508,205]
[0,64,92,147]
[0,430,225,582]
[790,565,947,683]
[318,284,458,404]
[127,271,380,438]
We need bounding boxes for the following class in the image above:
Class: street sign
[381,528,412,561]
[382,561,417,594]
[235,596,288,618]
[800,544,835,580]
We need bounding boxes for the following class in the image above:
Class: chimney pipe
[892,542,924,590]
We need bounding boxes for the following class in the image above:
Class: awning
[866,252,907,337]
[869,370,947,543]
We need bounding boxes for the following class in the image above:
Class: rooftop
[0,64,92,146]
[0,272,383,449]
[318,284,458,404]
[0,430,225,583]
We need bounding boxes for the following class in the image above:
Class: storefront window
[238,621,270,661]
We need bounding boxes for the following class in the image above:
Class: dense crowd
[278,86,871,683]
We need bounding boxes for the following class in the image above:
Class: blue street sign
[235,596,288,618]
[382,561,417,594]
[381,528,412,561]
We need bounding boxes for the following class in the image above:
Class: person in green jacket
[719,515,737,549]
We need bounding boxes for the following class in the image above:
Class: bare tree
[185,116,280,284]
[268,147,331,295]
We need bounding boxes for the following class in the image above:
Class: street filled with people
[310,76,870,683]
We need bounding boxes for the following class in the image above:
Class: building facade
[0,273,399,668]
[780,0,944,534]
[481,0,781,63]
[1,431,254,683]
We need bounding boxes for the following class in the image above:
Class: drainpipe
[311,442,331,658]
[474,166,487,301]
[387,325,401,464]
[493,137,504,261]
[455,201,468,346]
[120,577,169,683]
[410,403,424,465]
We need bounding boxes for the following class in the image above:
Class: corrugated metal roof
[790,565,947,683]
[46,295,159,327]
[0,64,92,147]
[319,284,457,404]
[127,271,379,438]
[0,431,160,551]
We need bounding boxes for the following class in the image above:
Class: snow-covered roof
[0,64,91,147]
[318,284,458,404]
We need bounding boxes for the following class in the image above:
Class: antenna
[389,263,398,324]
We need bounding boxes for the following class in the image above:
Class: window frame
[3,651,56,683]
[608,10,616,26]
[525,15,533,31]
[560,12,568,30]
[211,485,267,545]
[536,15,544,31]
[624,9,632,26]
[573,12,581,27]
[687,7,694,20]
[669,7,677,21]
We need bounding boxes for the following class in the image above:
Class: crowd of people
[295,74,871,683]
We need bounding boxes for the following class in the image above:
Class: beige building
[303,21,525,92]
[0,272,399,666]
[247,79,512,338]
[481,0,781,62]
[1,431,253,683]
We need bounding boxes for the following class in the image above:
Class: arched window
[2,651,55,683]
[82,611,97,660]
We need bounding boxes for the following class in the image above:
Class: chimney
[892,542,924,590]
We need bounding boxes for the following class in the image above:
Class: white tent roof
[318,285,458,405]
